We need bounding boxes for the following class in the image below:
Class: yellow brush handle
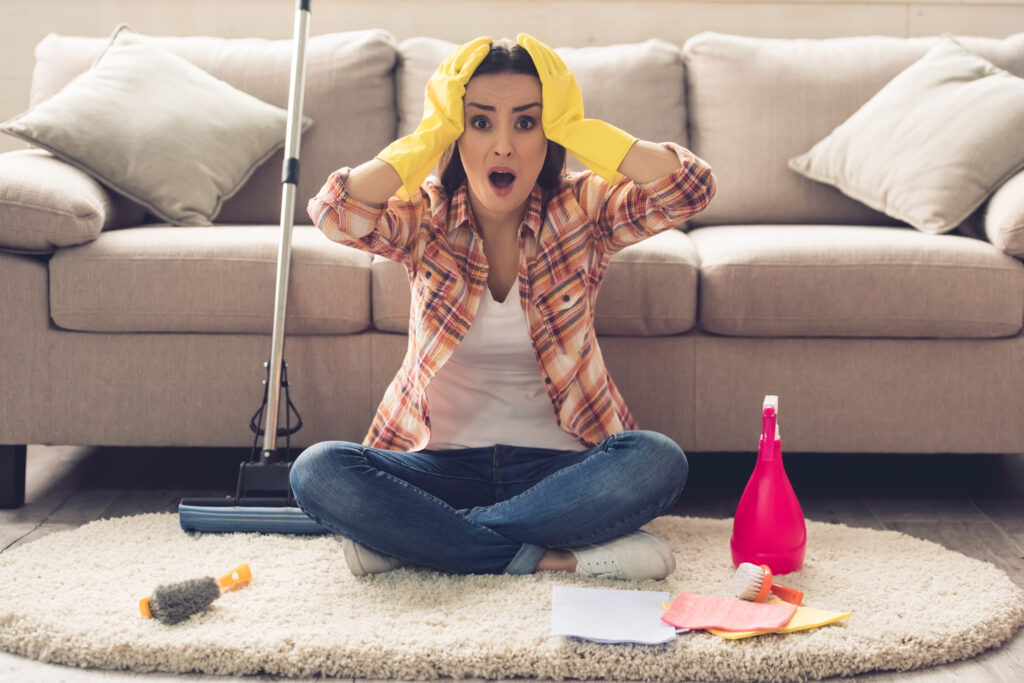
[216,563,253,592]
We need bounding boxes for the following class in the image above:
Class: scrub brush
[139,562,251,625]
[733,561,803,606]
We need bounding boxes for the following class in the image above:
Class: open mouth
[489,171,516,190]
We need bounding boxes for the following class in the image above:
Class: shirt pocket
[414,243,462,303]
[536,269,592,357]
[411,243,466,357]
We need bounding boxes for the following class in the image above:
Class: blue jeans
[289,429,687,575]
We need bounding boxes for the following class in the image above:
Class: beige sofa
[2,29,1023,508]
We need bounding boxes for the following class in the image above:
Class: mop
[179,0,325,535]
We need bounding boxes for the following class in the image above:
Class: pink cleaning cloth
[662,591,798,631]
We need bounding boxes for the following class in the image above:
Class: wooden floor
[2,445,1023,682]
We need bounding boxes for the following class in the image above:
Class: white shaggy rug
[1,514,1022,681]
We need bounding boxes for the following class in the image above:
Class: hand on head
[516,33,637,184]
[426,36,493,138]
[378,34,640,200]
[377,36,491,198]
[515,34,585,141]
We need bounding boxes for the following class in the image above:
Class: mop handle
[262,0,312,463]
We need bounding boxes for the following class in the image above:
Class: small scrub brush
[733,561,803,606]
[139,562,251,625]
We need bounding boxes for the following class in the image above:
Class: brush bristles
[149,577,220,625]
[733,562,766,601]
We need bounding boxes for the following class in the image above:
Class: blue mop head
[179,501,327,535]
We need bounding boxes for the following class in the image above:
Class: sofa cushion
[4,25,308,227]
[49,226,371,334]
[0,150,144,254]
[691,225,1024,338]
[396,37,687,173]
[28,28,399,226]
[788,37,1024,236]
[683,31,1024,227]
[371,229,699,336]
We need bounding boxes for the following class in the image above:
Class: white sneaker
[571,530,676,580]
[342,538,406,577]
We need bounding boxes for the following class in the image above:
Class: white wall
[2,0,1023,153]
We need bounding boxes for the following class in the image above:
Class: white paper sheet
[550,585,680,645]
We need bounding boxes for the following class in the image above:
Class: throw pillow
[27,29,396,226]
[0,150,145,253]
[0,25,310,226]
[788,36,1024,235]
[985,168,1024,258]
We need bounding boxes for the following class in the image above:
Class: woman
[293,35,716,579]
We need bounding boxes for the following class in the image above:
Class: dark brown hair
[439,39,566,197]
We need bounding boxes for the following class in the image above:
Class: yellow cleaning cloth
[708,598,852,639]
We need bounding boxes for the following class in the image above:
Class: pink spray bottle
[730,395,806,574]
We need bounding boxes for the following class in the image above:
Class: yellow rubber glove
[517,33,637,184]
[377,37,491,199]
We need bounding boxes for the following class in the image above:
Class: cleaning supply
[517,34,638,184]
[733,562,803,605]
[178,0,324,535]
[377,36,491,198]
[139,563,251,625]
[708,598,852,639]
[730,395,807,574]
[661,590,797,632]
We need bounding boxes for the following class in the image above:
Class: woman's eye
[471,117,490,130]
[516,117,536,130]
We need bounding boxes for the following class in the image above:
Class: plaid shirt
[308,143,716,452]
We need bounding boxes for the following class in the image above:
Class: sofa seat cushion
[371,229,699,336]
[49,226,371,334]
[691,225,1024,338]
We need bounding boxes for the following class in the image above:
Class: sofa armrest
[0,149,145,254]
[985,168,1024,259]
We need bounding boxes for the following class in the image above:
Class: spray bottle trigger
[761,397,778,442]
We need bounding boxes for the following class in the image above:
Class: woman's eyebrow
[466,102,542,112]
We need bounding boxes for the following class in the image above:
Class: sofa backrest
[395,37,688,173]
[29,29,399,225]
[683,32,1024,227]
[30,28,1024,229]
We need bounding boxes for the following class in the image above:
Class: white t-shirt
[425,278,583,451]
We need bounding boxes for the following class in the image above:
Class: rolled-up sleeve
[576,143,717,255]
[308,168,433,263]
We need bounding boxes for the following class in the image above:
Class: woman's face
[458,72,548,224]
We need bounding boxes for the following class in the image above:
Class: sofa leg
[0,445,27,509]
